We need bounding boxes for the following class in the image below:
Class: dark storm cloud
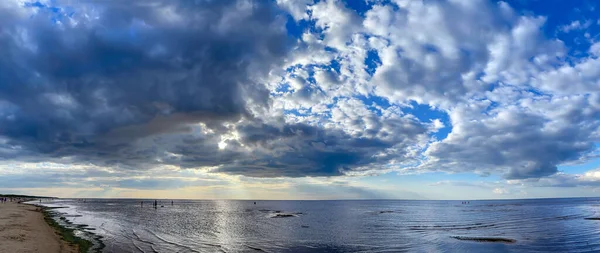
[211,120,426,177]
[0,0,288,159]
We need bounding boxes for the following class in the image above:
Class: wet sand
[0,202,78,253]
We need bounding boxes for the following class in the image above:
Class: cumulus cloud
[421,93,600,179]
[272,0,600,180]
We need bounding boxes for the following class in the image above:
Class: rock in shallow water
[451,236,516,243]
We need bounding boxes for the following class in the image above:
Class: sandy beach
[0,202,78,253]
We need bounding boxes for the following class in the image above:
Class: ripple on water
[34,198,600,252]
[408,223,496,231]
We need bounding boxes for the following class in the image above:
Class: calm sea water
[37,198,600,253]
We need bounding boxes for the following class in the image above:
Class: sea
[34,198,600,253]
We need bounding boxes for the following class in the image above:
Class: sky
[1,0,600,200]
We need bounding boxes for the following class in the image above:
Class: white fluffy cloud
[269,0,600,180]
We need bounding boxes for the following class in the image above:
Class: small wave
[482,204,523,207]
[543,214,585,221]
[462,208,516,213]
[409,223,495,231]
[451,236,516,243]
[130,236,158,253]
[584,217,600,220]
[132,229,156,246]
[131,240,147,253]
[145,229,203,253]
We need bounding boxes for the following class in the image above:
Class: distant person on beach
[171,200,173,206]
[154,200,157,208]
[141,201,143,207]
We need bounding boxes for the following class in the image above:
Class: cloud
[430,180,494,189]
[214,117,427,177]
[511,168,600,188]
[434,167,600,193]
[493,188,509,195]
[0,0,288,164]
[558,20,592,33]
[534,41,600,95]
[421,93,600,179]
[363,1,564,108]
[276,0,314,21]
[0,0,434,179]
[1,0,600,187]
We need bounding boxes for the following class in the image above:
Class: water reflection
[38,198,600,252]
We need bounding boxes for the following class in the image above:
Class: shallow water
[38,198,600,252]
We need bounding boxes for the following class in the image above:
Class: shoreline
[39,205,98,253]
[0,201,80,253]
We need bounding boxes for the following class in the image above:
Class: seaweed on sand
[41,207,93,253]
[40,206,105,253]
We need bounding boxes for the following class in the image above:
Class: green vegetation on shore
[40,207,93,253]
